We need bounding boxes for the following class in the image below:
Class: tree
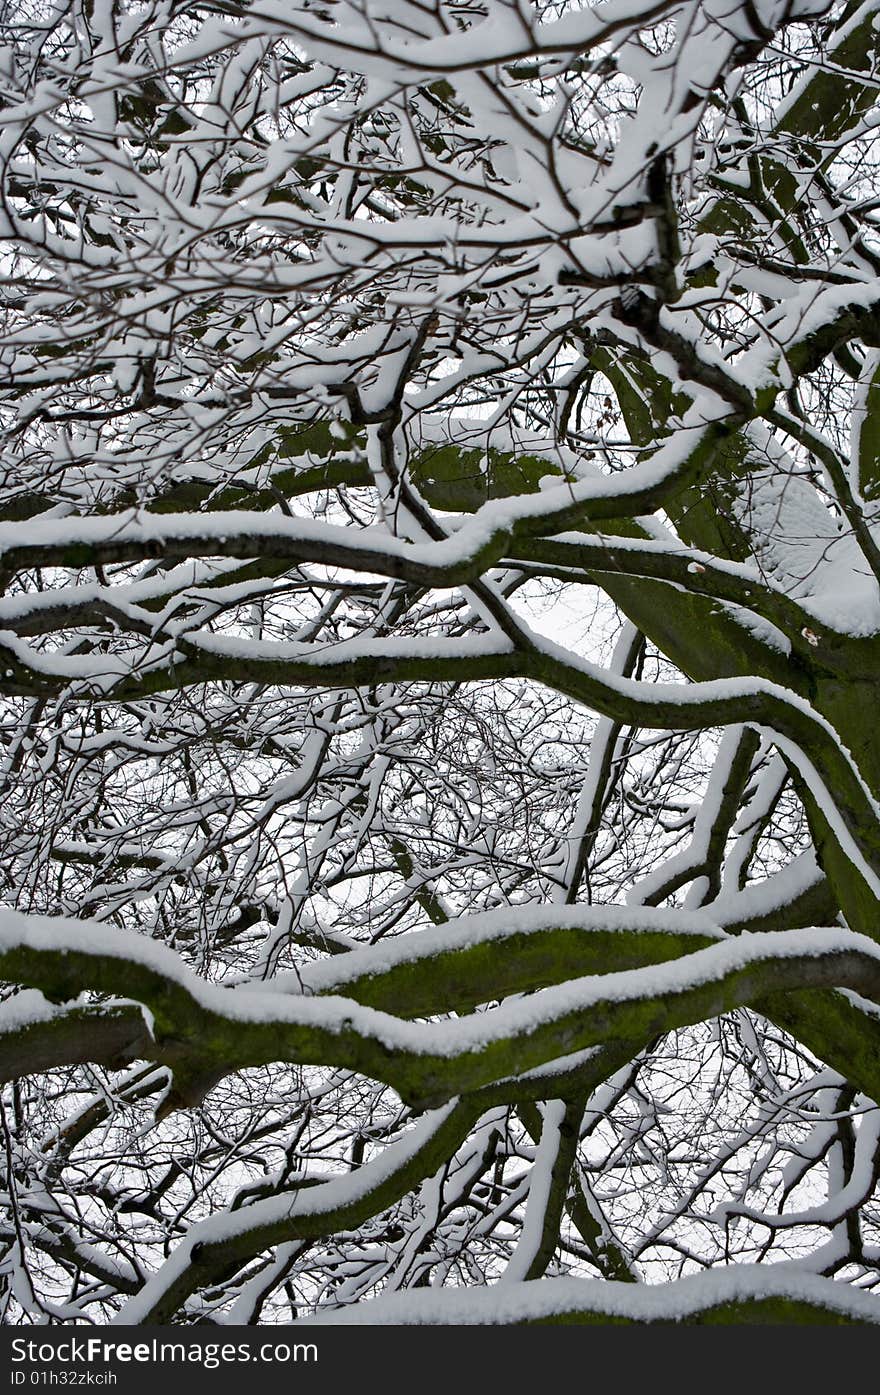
[2,0,880,1326]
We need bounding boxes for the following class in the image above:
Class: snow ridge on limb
[7,906,880,1108]
[297,1268,880,1325]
